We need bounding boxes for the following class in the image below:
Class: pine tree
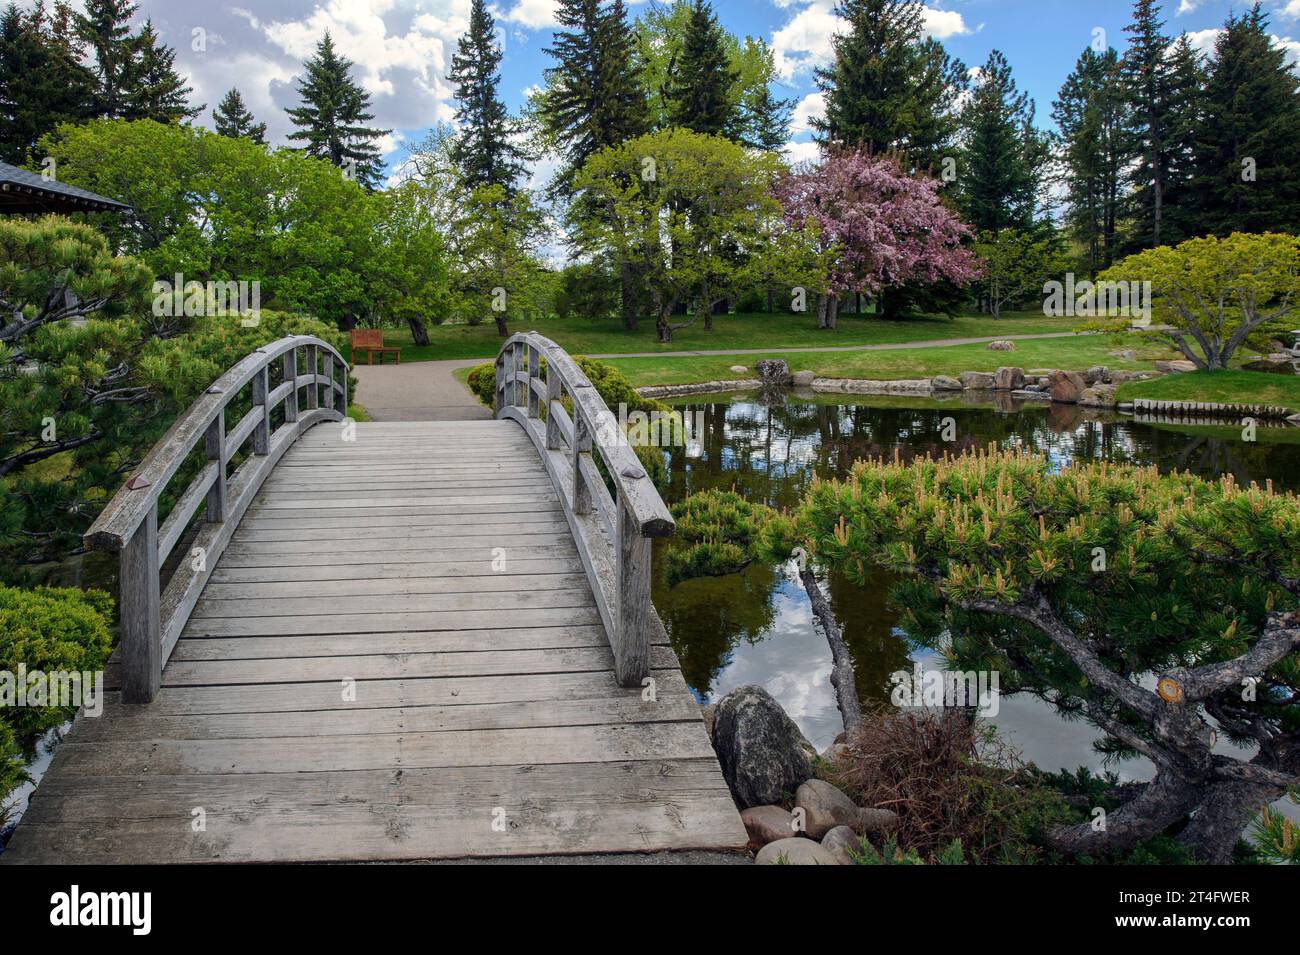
[1158,34,1205,244]
[0,1,96,163]
[814,0,966,167]
[74,0,136,118]
[665,0,739,137]
[447,0,528,193]
[1189,4,1300,236]
[1120,0,1175,249]
[286,32,389,189]
[740,72,794,151]
[213,88,266,144]
[123,20,200,123]
[1053,47,1126,272]
[958,50,1042,232]
[538,0,648,196]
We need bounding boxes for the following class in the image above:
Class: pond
[651,389,1300,781]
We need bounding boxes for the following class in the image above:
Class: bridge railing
[495,332,675,686]
[85,335,349,703]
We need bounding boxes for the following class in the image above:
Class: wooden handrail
[85,335,349,703]
[494,332,675,686]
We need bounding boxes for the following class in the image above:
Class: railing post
[322,351,335,416]
[571,409,592,514]
[282,349,299,423]
[251,364,270,455]
[305,344,319,410]
[337,358,348,415]
[528,344,540,418]
[494,353,505,413]
[119,503,161,703]
[545,364,562,449]
[614,495,652,686]
[204,409,227,522]
[514,344,526,408]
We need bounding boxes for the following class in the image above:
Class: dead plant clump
[823,707,1070,863]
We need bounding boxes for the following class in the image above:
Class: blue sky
[127,0,1300,172]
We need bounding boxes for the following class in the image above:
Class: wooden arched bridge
[5,334,746,863]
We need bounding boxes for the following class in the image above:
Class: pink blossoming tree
[776,149,981,326]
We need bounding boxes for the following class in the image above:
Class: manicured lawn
[1116,370,1300,413]
[383,310,1078,361]
[602,332,1176,389]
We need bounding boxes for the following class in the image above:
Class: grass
[379,310,1078,362]
[601,333,1177,389]
[1116,370,1300,413]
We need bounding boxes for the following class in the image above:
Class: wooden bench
[350,329,401,365]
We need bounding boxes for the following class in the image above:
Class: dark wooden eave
[0,160,132,215]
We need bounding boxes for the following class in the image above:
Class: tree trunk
[826,294,839,330]
[656,311,672,343]
[1047,770,1199,859]
[799,568,861,732]
[338,314,358,332]
[1176,776,1282,864]
[406,317,429,347]
[494,314,509,337]
[766,288,774,313]
[816,293,829,329]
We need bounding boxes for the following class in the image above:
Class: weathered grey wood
[225,405,265,459]
[281,349,298,423]
[203,410,226,523]
[208,556,585,583]
[572,407,592,515]
[190,588,596,619]
[528,344,540,417]
[615,497,653,686]
[200,571,589,600]
[305,344,319,409]
[251,364,270,455]
[157,462,218,563]
[118,504,161,704]
[545,366,562,449]
[176,606,604,637]
[322,351,335,417]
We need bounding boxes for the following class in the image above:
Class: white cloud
[782,138,821,167]
[1182,26,1300,69]
[771,1,972,79]
[790,91,825,134]
[499,0,560,30]
[1184,27,1222,57]
[1176,0,1210,15]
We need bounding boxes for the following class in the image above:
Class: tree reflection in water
[652,391,1300,747]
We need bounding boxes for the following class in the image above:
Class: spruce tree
[665,0,739,137]
[0,1,96,163]
[1189,4,1300,236]
[213,88,266,144]
[123,20,200,123]
[74,0,136,118]
[539,0,647,195]
[1158,33,1205,244]
[814,0,965,167]
[286,32,389,189]
[740,73,794,152]
[958,50,1042,232]
[1120,0,1174,249]
[447,0,528,193]
[1053,47,1125,272]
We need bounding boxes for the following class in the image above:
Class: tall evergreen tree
[1158,33,1206,244]
[1053,47,1126,272]
[0,1,96,164]
[123,20,200,123]
[958,50,1043,232]
[1120,0,1175,249]
[286,32,389,189]
[664,0,739,137]
[537,0,647,196]
[74,0,136,118]
[1189,4,1300,236]
[740,68,794,151]
[447,0,528,192]
[213,88,266,144]
[814,0,966,167]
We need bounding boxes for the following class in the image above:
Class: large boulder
[858,807,901,839]
[795,779,862,839]
[755,358,792,386]
[755,837,838,865]
[1242,355,1298,375]
[740,806,798,849]
[931,374,962,391]
[986,340,1016,351]
[1083,365,1109,386]
[1109,369,1153,383]
[1048,370,1086,403]
[959,371,996,390]
[711,685,814,808]
[792,369,816,387]
[1079,383,1119,408]
[1155,359,1198,373]
[993,366,1025,391]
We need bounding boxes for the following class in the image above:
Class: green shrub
[0,585,113,817]
[464,355,668,416]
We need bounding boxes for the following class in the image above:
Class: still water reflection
[652,390,1300,774]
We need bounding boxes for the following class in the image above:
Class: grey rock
[795,778,861,839]
[820,826,862,865]
[930,374,962,391]
[755,837,839,866]
[701,703,717,741]
[712,685,814,808]
[1108,370,1152,383]
[1155,359,1198,373]
[741,805,798,849]
[755,358,792,386]
[792,369,816,386]
[1083,365,1109,386]
[1079,383,1119,408]
[1109,349,1137,361]
[858,807,901,839]
[986,340,1016,351]
[960,371,996,390]
[729,365,748,374]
